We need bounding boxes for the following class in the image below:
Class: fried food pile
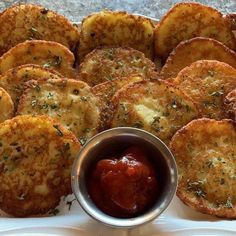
[0,2,235,218]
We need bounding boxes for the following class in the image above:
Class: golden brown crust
[154,2,236,59]
[170,118,236,218]
[224,89,236,121]
[110,79,199,145]
[0,115,81,217]
[0,64,62,107]
[171,60,236,119]
[92,75,144,130]
[78,47,157,86]
[0,87,14,123]
[226,14,236,31]
[0,3,80,55]
[160,37,236,79]
[0,40,76,78]
[17,78,101,144]
[78,10,154,61]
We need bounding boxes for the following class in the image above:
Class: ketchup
[88,146,159,217]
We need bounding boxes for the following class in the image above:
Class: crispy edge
[77,46,158,85]
[170,118,236,218]
[170,59,236,118]
[17,77,101,141]
[0,87,14,122]
[160,37,236,79]
[92,75,145,131]
[110,79,199,142]
[154,2,236,59]
[78,10,155,61]
[0,114,81,217]
[0,40,75,77]
[0,3,80,54]
[5,64,64,77]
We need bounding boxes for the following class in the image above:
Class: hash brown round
[0,64,62,107]
[0,87,14,123]
[0,115,81,217]
[170,60,236,119]
[154,2,236,59]
[92,75,144,130]
[160,37,236,79]
[0,40,76,78]
[170,118,236,218]
[110,79,199,145]
[78,10,154,60]
[0,4,80,55]
[17,78,101,144]
[78,47,157,86]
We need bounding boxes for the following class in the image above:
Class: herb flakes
[53,125,63,137]
[133,121,144,128]
[210,91,224,97]
[225,198,233,209]
[187,180,206,198]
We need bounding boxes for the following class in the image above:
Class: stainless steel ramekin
[71,127,177,228]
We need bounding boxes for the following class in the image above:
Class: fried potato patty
[0,64,62,107]
[0,4,80,55]
[78,10,154,60]
[78,47,157,86]
[0,40,76,78]
[170,118,236,218]
[0,115,81,217]
[171,60,236,119]
[0,88,14,123]
[110,80,199,145]
[224,89,236,121]
[154,2,236,59]
[160,37,236,79]
[17,78,100,144]
[92,75,144,130]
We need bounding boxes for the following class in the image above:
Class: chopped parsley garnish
[187,180,206,198]
[53,125,63,137]
[35,84,41,92]
[205,160,213,168]
[49,208,60,216]
[29,27,41,40]
[50,104,58,109]
[66,198,76,211]
[210,91,224,97]
[133,121,144,128]
[80,96,88,101]
[47,92,53,99]
[83,128,91,133]
[43,56,62,68]
[79,137,87,145]
[225,198,233,209]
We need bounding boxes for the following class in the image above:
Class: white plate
[2,227,236,236]
[1,15,236,235]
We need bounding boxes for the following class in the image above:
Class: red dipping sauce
[88,146,159,218]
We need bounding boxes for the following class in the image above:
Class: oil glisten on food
[88,146,159,217]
